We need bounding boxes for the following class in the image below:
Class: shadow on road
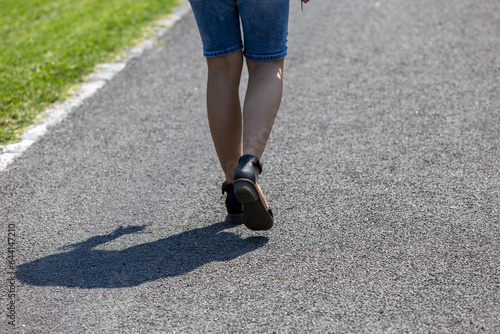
[17,221,267,288]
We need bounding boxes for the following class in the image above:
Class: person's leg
[242,58,284,161]
[237,0,288,164]
[206,51,244,183]
[229,58,284,230]
[232,0,288,230]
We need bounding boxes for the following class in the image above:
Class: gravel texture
[1,0,499,333]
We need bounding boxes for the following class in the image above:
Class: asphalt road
[1,0,499,332]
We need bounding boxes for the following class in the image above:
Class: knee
[246,59,285,79]
[207,52,243,75]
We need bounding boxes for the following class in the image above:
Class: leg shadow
[17,221,268,288]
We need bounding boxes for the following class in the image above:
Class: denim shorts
[188,0,289,61]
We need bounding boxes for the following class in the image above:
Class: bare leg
[206,52,244,183]
[242,58,284,161]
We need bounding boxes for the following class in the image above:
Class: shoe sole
[233,178,274,231]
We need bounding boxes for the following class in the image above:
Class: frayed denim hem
[244,49,287,62]
[203,45,243,58]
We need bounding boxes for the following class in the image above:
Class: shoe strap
[221,181,232,194]
[234,154,262,184]
[238,154,263,175]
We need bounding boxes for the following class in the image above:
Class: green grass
[0,0,179,145]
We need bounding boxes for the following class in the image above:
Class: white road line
[0,1,192,172]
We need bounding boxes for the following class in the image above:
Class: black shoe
[222,181,243,224]
[233,155,274,231]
